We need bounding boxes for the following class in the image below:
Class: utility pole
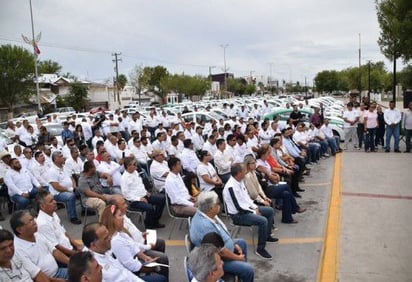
[358,33,362,103]
[368,60,371,100]
[209,66,216,94]
[392,53,397,102]
[112,52,122,107]
[220,44,228,97]
[268,62,274,94]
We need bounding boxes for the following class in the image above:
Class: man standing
[223,163,277,260]
[403,101,412,153]
[342,102,359,150]
[384,100,402,152]
[48,151,82,225]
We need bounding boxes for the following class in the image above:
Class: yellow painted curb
[317,154,342,282]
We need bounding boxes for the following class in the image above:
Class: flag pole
[29,0,42,113]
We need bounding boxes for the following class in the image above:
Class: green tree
[246,84,257,95]
[0,44,35,112]
[64,83,89,112]
[314,70,339,93]
[38,59,62,74]
[376,0,412,62]
[117,74,127,90]
[139,65,169,102]
[399,64,412,88]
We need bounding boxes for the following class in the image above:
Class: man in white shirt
[104,135,119,161]
[150,150,170,192]
[121,157,165,229]
[48,151,82,225]
[342,102,359,150]
[30,151,50,190]
[129,112,144,135]
[82,222,144,282]
[165,157,197,217]
[181,139,200,173]
[320,119,341,156]
[258,121,273,145]
[192,126,205,151]
[4,158,41,210]
[145,109,159,141]
[20,147,35,170]
[213,138,233,183]
[10,210,69,279]
[151,132,168,156]
[130,137,150,172]
[0,229,52,281]
[384,100,402,152]
[36,191,83,258]
[91,129,104,149]
[63,147,84,183]
[223,163,277,260]
[202,135,217,159]
[97,152,122,192]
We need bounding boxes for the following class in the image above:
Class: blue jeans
[11,187,38,210]
[386,125,400,151]
[54,192,78,219]
[232,206,274,250]
[326,136,338,154]
[54,267,68,279]
[406,129,412,152]
[365,128,376,152]
[129,194,165,226]
[223,239,254,282]
[265,184,299,223]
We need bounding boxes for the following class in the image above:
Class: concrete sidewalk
[339,149,412,282]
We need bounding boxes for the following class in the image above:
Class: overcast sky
[0,0,395,85]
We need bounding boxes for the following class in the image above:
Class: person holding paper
[110,195,169,279]
[99,205,167,282]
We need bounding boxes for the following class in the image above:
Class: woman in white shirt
[196,151,223,201]
[100,205,167,281]
[364,103,379,153]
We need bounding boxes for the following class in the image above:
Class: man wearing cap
[4,158,42,210]
[343,102,359,150]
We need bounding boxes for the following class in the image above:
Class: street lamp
[220,44,229,95]
[209,66,216,96]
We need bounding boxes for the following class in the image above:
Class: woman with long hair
[100,205,168,281]
[251,148,306,223]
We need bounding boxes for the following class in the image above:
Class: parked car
[263,108,345,141]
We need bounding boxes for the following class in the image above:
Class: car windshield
[0,129,13,145]
[45,124,63,137]
[208,112,225,120]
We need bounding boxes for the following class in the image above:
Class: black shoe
[293,192,302,198]
[266,236,279,243]
[255,248,272,260]
[297,188,305,192]
[385,149,390,153]
[70,218,82,225]
[0,212,4,221]
[404,150,411,153]
[394,149,401,153]
[81,209,97,216]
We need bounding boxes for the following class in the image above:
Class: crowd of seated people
[0,105,341,280]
